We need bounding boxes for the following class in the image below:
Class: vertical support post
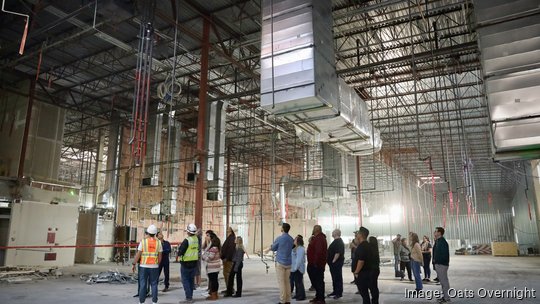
[93,128,105,209]
[195,18,210,229]
[356,156,362,227]
[18,80,35,178]
[225,147,231,228]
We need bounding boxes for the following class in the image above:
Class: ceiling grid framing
[0,0,527,200]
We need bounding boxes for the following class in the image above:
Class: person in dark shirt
[327,229,345,299]
[353,226,373,304]
[157,231,171,292]
[433,227,450,303]
[368,236,380,304]
[176,224,200,302]
[307,225,327,303]
[220,225,237,293]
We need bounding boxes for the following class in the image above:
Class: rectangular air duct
[161,114,180,215]
[206,101,227,201]
[474,0,540,160]
[260,0,381,156]
[144,110,162,186]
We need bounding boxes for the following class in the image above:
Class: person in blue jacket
[290,235,306,301]
[157,231,171,292]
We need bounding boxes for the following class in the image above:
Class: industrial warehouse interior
[0,0,539,303]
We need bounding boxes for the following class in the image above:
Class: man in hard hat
[132,224,163,304]
[177,223,200,303]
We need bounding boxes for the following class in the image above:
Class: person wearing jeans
[290,235,306,301]
[421,235,432,281]
[433,227,451,303]
[132,224,162,304]
[410,232,424,291]
[177,224,200,302]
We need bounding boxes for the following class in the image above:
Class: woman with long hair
[421,235,432,281]
[290,235,306,301]
[225,236,245,297]
[202,234,222,300]
[410,233,424,292]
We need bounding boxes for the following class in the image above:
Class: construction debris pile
[79,270,137,284]
[0,266,60,283]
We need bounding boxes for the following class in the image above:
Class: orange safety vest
[141,238,160,265]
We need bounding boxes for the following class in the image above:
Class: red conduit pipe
[195,18,210,229]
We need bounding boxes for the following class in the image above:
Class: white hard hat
[147,224,158,235]
[186,223,197,234]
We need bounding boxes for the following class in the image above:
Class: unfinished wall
[0,82,30,177]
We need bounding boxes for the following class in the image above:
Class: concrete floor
[1,255,539,304]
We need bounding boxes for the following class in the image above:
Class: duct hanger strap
[1,0,30,55]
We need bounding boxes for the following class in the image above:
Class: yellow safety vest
[181,235,199,262]
[141,238,161,265]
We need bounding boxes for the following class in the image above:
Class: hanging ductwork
[143,104,162,186]
[161,113,181,215]
[98,115,121,209]
[474,0,540,161]
[206,101,227,201]
[260,0,381,156]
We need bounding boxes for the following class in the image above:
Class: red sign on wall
[44,253,57,261]
[47,232,56,244]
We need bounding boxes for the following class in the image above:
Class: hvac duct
[143,110,162,186]
[260,0,381,156]
[474,0,540,160]
[161,113,180,215]
[279,176,287,222]
[206,101,227,201]
[98,115,121,209]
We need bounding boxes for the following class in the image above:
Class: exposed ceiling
[0,0,529,196]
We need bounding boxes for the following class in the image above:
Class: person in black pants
[399,238,412,281]
[327,229,344,299]
[307,225,327,303]
[157,231,171,292]
[421,235,432,281]
[225,236,245,297]
[368,236,380,304]
[353,227,374,304]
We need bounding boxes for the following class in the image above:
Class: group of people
[133,222,451,304]
[267,223,380,304]
[132,223,246,304]
[392,227,451,303]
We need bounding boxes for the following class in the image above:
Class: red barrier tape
[0,242,182,250]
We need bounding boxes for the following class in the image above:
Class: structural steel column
[225,147,231,228]
[195,18,210,229]
[18,80,35,178]
[356,156,363,227]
